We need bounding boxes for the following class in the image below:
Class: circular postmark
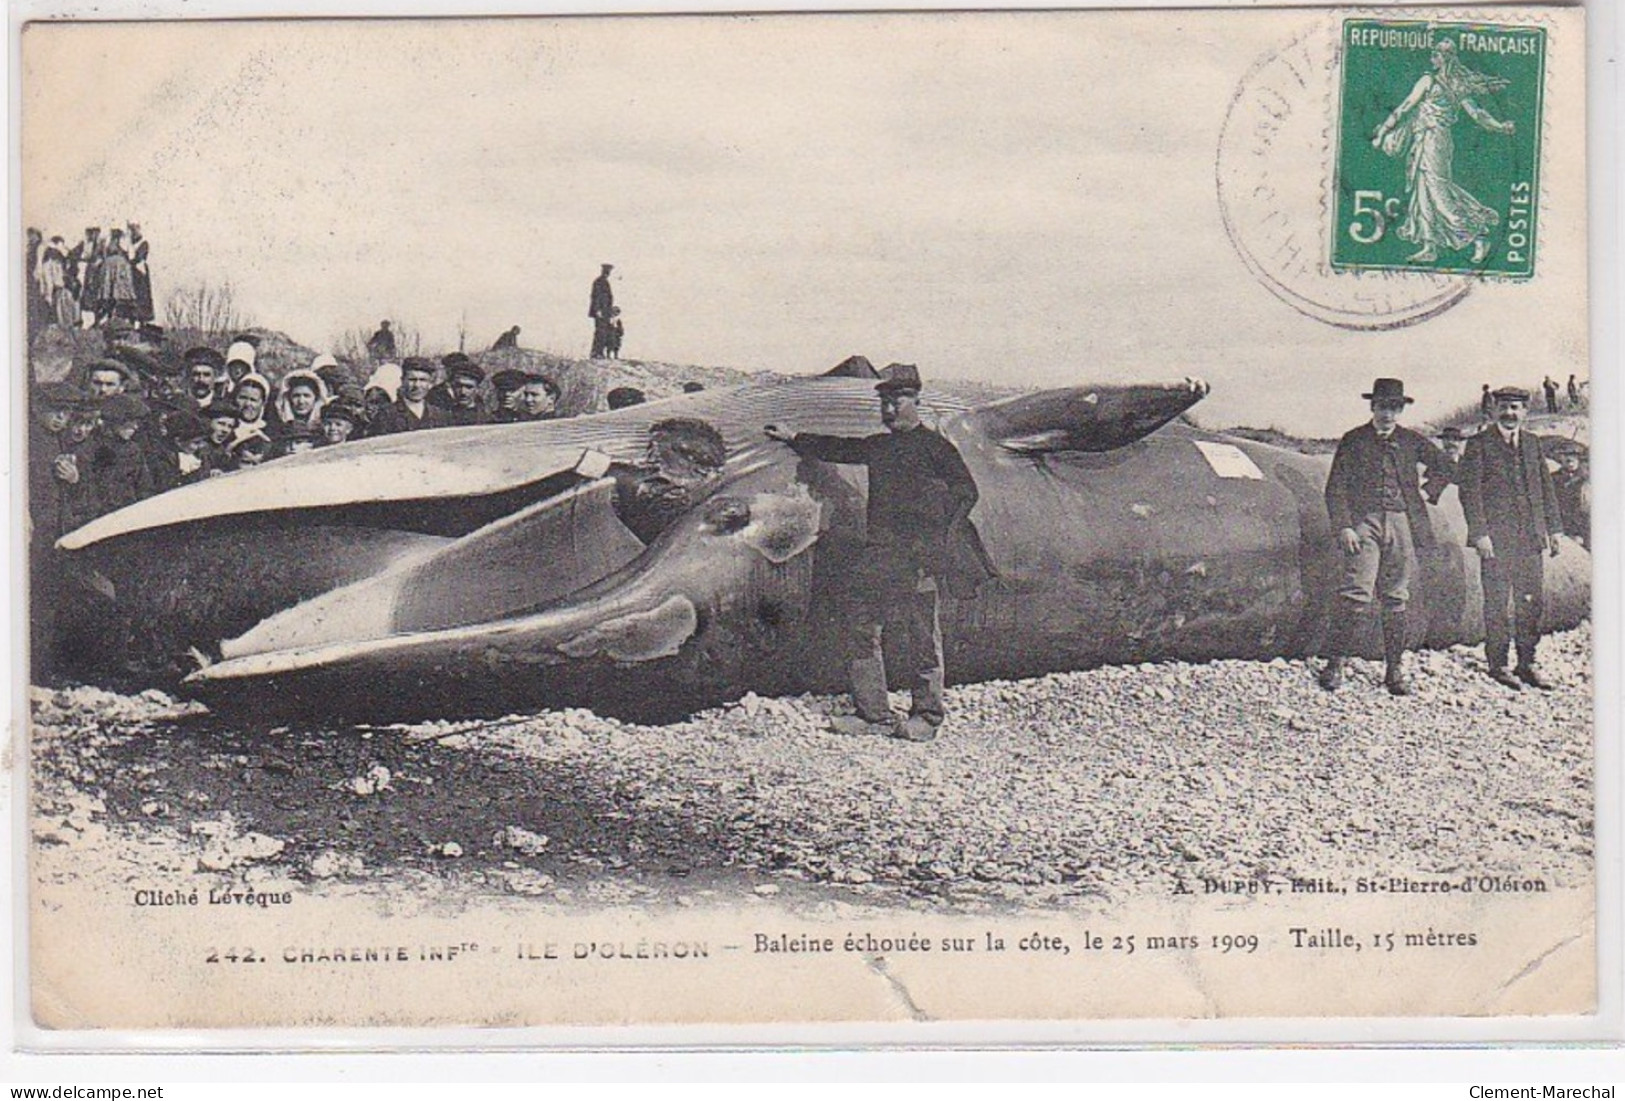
[1216,21,1474,330]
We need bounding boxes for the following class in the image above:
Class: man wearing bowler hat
[1457,386,1564,690]
[764,363,993,742]
[1321,378,1454,695]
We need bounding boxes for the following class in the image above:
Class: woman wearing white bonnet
[222,338,258,397]
[275,368,332,431]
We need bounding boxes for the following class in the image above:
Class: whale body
[56,374,1589,720]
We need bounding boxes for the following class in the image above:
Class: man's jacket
[1458,428,1562,557]
[788,425,995,598]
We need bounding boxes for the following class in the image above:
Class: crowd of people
[27,323,688,548]
[26,224,156,337]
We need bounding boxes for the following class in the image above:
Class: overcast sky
[22,11,1588,436]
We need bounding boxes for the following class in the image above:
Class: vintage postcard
[17,4,1602,1039]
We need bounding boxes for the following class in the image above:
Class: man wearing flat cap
[1426,426,1470,504]
[201,408,240,472]
[436,353,491,426]
[30,382,90,544]
[489,369,529,423]
[154,411,213,491]
[372,357,452,434]
[512,373,562,422]
[589,264,615,359]
[83,393,156,518]
[318,401,363,448]
[84,358,133,401]
[1321,378,1454,695]
[182,346,226,414]
[1458,386,1564,690]
[765,364,993,743]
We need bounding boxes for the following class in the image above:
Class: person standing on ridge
[367,320,397,362]
[589,263,615,359]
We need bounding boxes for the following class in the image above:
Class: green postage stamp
[1333,20,1546,278]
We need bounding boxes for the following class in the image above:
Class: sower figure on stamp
[1371,38,1514,266]
[1321,378,1453,695]
[765,364,993,742]
[1458,386,1564,691]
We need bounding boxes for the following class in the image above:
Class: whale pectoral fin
[557,595,699,662]
[971,378,1210,454]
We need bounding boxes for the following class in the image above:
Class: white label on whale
[1194,441,1265,480]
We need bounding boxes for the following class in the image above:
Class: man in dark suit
[1320,378,1454,695]
[1458,386,1564,690]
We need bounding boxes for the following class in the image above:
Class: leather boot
[849,657,893,723]
[1382,610,1412,696]
[1318,603,1354,691]
[1318,656,1346,692]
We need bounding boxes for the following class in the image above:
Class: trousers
[1480,553,1545,670]
[1336,511,1415,612]
[847,553,945,725]
[590,317,614,358]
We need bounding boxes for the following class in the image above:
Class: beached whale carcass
[56,373,1589,719]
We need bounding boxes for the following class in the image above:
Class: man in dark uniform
[589,263,615,359]
[1458,386,1564,690]
[371,357,452,434]
[436,353,490,426]
[765,363,991,742]
[489,369,529,422]
[1320,378,1453,695]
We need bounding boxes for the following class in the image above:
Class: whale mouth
[187,478,823,688]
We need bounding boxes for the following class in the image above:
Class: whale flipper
[971,378,1210,454]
